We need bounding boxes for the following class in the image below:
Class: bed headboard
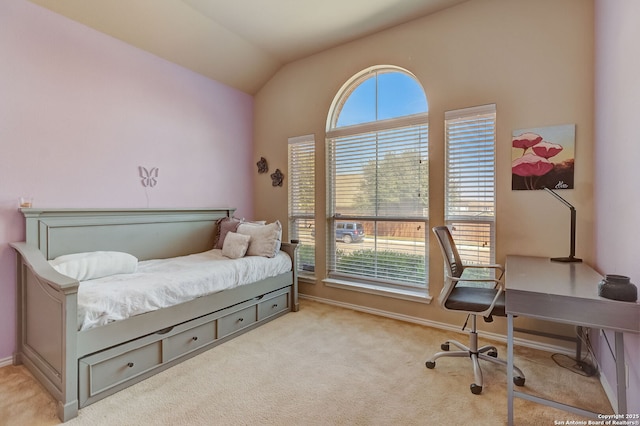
[20,208,235,261]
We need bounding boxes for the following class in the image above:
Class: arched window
[329,68,428,127]
[326,66,429,293]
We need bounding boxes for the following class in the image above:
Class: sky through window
[336,71,428,127]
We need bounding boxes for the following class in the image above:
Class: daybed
[10,208,298,422]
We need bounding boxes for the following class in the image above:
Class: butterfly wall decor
[139,166,159,188]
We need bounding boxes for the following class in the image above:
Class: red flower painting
[511,125,575,190]
[512,153,554,177]
[532,141,563,159]
[512,132,543,153]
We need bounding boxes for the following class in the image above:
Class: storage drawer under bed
[218,305,258,338]
[79,340,162,405]
[258,290,290,320]
[78,286,291,407]
[163,320,217,362]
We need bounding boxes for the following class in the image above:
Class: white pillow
[236,220,282,258]
[222,232,251,259]
[49,251,138,281]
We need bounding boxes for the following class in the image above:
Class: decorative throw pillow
[49,251,138,281]
[236,220,282,258]
[214,217,241,249]
[241,219,267,225]
[221,232,251,259]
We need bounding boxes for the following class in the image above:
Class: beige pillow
[221,232,251,259]
[236,220,282,258]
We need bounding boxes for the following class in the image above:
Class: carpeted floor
[0,299,613,425]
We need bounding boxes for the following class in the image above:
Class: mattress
[77,249,292,331]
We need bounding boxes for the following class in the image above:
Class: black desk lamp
[543,187,582,263]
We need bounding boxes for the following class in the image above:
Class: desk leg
[508,313,515,426]
[615,332,627,414]
[576,326,583,361]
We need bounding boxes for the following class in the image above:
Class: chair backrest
[432,225,503,318]
[432,226,465,279]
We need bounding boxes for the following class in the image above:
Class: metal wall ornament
[257,157,269,174]
[270,169,284,187]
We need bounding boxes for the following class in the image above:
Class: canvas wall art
[511,124,575,190]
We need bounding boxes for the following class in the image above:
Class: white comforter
[77,249,292,331]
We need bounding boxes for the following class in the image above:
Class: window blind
[444,105,496,266]
[328,122,428,218]
[288,135,315,273]
[327,117,429,288]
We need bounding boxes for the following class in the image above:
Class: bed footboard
[280,242,300,311]
[11,242,80,421]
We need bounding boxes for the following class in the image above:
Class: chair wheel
[425,361,436,369]
[514,376,525,387]
[441,343,450,351]
[470,384,482,395]
[488,350,498,358]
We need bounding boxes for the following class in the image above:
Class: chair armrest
[451,276,500,284]
[450,275,504,291]
[464,263,503,270]
[464,263,504,279]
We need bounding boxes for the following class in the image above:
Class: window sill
[322,278,432,304]
[298,273,317,285]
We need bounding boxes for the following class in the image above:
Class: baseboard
[0,356,13,368]
[300,294,576,356]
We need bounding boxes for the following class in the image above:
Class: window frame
[325,66,429,294]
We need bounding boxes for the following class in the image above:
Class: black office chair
[426,226,525,394]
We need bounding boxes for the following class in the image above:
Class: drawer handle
[127,362,134,368]
[238,317,244,323]
[156,326,174,335]
[272,303,278,309]
[192,336,198,341]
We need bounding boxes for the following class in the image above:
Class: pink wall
[0,0,254,361]
[594,0,640,413]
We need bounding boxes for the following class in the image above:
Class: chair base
[425,316,525,394]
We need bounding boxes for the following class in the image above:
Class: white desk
[505,255,640,425]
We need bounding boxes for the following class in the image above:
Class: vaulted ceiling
[27,0,468,94]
